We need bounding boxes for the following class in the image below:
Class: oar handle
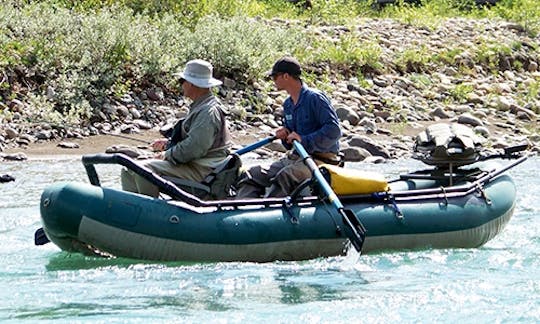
[235,136,276,155]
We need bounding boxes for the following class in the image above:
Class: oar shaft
[292,141,342,208]
[103,131,151,145]
[235,136,276,155]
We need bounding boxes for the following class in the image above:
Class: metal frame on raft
[81,152,528,208]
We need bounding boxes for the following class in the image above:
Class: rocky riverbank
[1,17,539,162]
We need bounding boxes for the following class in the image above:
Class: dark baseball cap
[267,56,302,77]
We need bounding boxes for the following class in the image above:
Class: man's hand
[151,139,168,152]
[286,131,301,144]
[275,127,290,140]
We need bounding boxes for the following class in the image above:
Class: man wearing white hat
[121,59,232,197]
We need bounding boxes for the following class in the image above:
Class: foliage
[375,0,539,35]
[487,0,540,37]
[449,83,474,103]
[305,35,384,74]
[433,48,463,65]
[1,0,539,124]
[518,78,540,113]
[473,40,513,73]
[184,15,303,80]
[0,2,301,123]
[303,0,372,24]
[409,73,433,88]
[10,0,540,34]
[394,45,431,73]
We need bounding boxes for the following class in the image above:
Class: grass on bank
[0,0,539,125]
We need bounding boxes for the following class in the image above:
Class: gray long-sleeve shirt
[164,93,231,165]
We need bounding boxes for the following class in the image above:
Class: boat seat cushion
[320,164,389,195]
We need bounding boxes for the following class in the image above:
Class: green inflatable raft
[36,146,527,262]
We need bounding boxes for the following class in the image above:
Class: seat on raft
[162,153,242,200]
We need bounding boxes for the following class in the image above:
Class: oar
[292,140,366,253]
[34,136,277,246]
[235,136,276,155]
[479,143,529,161]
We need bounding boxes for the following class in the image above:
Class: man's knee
[120,167,159,197]
[235,170,265,198]
[268,164,311,197]
[271,172,294,195]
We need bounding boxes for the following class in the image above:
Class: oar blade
[340,208,366,252]
[34,227,50,245]
[503,143,529,156]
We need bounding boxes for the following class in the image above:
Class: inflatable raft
[36,148,527,262]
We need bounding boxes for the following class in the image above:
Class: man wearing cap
[236,56,342,198]
[121,59,232,197]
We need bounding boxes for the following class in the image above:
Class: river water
[1,155,539,323]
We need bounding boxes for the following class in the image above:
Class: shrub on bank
[27,0,540,35]
[0,3,301,124]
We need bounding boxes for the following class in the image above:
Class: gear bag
[413,123,485,167]
[319,164,389,195]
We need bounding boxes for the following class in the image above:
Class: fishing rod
[101,131,152,145]
[20,117,153,145]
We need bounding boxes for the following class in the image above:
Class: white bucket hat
[174,59,222,88]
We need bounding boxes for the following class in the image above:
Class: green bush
[376,0,539,36]
[0,2,301,124]
[183,15,303,80]
[449,83,474,103]
[489,0,540,37]
[307,35,383,72]
[394,45,431,73]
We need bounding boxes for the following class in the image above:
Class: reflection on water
[45,252,212,271]
[43,252,366,307]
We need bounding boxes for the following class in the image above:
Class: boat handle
[476,184,492,205]
[440,186,449,206]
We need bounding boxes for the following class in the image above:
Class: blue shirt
[282,84,341,154]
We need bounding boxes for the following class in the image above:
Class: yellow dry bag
[319,164,389,195]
